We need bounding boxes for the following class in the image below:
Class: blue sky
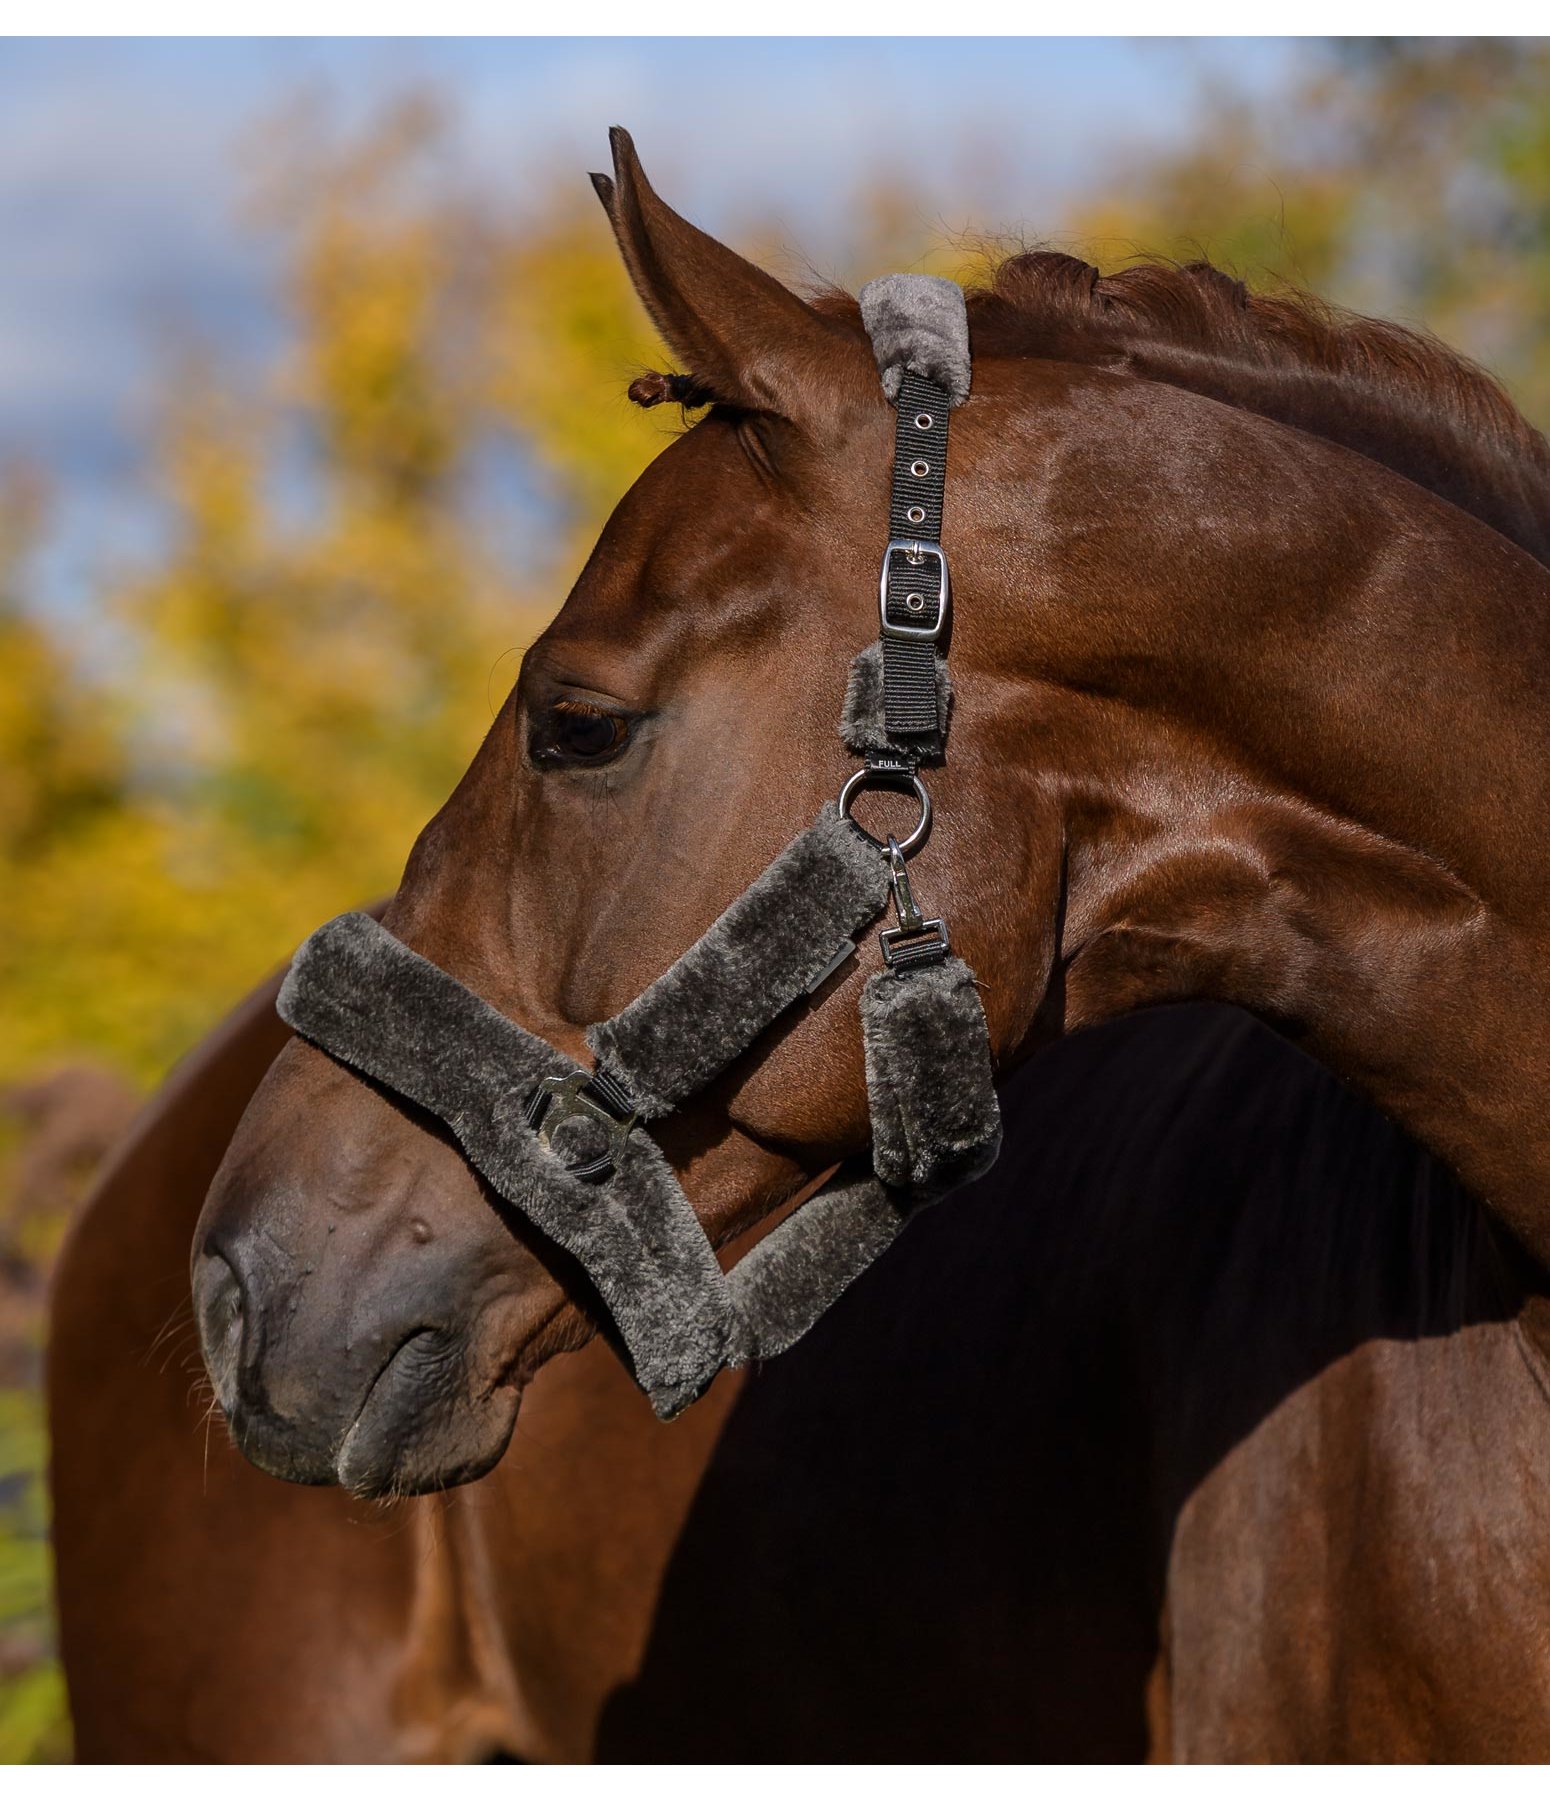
[0,38,1303,609]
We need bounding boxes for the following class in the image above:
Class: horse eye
[531,701,632,768]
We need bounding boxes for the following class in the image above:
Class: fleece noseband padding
[281,908,732,1416]
[276,272,1002,1417]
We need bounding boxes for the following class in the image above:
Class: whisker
[142,1295,195,1368]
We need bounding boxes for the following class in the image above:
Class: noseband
[277,277,1001,1419]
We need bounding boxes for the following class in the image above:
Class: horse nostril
[192,1245,249,1406]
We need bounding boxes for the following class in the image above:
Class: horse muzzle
[191,1039,564,1496]
[194,1222,532,1495]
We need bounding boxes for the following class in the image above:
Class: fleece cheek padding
[586,803,889,1118]
[840,641,952,762]
[861,956,1003,1197]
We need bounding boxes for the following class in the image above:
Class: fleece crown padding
[859,273,972,407]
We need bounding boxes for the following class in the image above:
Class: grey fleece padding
[277,907,950,1418]
[278,910,735,1416]
[725,1166,920,1363]
[840,641,953,761]
[586,802,889,1118]
[861,955,1002,1197]
[276,846,1000,1413]
[858,273,972,407]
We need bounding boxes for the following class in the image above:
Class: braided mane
[959,252,1550,569]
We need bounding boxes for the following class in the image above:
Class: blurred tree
[0,471,123,863]
[1071,39,1550,429]
[492,196,670,553]
[4,100,533,1086]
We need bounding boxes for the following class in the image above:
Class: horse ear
[591,126,872,423]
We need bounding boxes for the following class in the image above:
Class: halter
[277,277,1000,1420]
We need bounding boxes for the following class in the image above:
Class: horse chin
[214,1328,523,1498]
[333,1330,522,1499]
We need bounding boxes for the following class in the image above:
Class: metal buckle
[527,1071,638,1181]
[880,919,949,970]
[878,836,949,971]
[879,539,950,642]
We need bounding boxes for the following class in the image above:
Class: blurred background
[1,34,1548,1761]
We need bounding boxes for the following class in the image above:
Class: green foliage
[0,1391,67,1762]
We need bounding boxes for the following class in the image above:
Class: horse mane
[822,252,1550,570]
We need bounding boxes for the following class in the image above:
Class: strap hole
[910,460,930,477]
[914,413,934,430]
[905,592,927,612]
[906,505,926,524]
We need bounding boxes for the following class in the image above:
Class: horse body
[50,130,1550,1757]
[52,984,1550,1759]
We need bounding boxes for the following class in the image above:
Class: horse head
[195,127,1550,1498]
[192,130,1051,1494]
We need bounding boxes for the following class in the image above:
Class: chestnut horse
[50,129,1550,1758]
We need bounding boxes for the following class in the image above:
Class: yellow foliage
[0,475,123,863]
[6,56,1550,1756]
[7,50,1550,1096]
[491,198,677,558]
[3,101,544,1087]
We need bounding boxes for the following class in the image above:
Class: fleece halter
[277,276,1000,1420]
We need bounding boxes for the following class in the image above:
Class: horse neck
[962,363,1550,1264]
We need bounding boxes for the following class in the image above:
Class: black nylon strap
[881,928,949,973]
[580,1065,637,1119]
[887,372,951,538]
[881,370,952,744]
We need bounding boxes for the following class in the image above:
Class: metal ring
[915,412,934,430]
[906,505,926,524]
[911,459,930,477]
[837,767,933,856]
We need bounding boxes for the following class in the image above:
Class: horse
[49,127,1550,1759]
